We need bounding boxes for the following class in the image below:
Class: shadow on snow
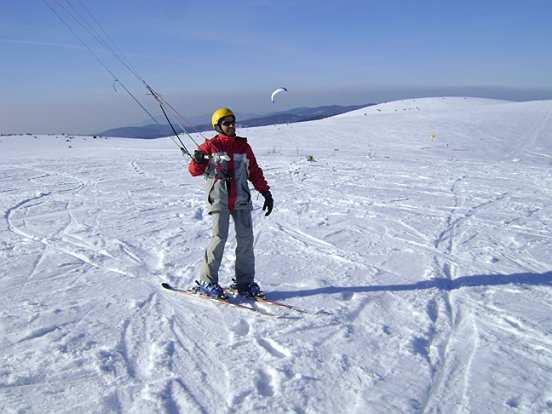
[269,271,552,300]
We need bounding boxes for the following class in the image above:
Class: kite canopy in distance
[271,87,288,103]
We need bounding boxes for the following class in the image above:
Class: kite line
[43,0,205,157]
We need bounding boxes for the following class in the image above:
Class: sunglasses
[221,120,236,126]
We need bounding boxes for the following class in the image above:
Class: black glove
[193,150,208,163]
[261,191,273,217]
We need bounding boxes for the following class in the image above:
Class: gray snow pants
[200,209,255,287]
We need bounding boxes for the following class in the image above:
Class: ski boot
[229,280,266,298]
[194,280,227,300]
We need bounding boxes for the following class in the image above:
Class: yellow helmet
[211,107,235,130]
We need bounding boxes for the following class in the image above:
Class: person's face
[220,116,236,136]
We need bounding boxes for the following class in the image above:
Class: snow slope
[1,97,552,413]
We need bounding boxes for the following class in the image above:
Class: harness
[205,153,232,181]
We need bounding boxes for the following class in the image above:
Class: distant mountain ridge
[97,104,373,139]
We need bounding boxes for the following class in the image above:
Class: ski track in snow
[1,98,552,413]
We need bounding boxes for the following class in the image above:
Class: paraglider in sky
[271,87,288,103]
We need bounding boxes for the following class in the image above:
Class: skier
[189,107,273,299]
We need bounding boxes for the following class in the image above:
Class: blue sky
[1,0,552,134]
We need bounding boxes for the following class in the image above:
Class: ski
[161,283,276,316]
[225,289,313,315]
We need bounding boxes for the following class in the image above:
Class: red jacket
[189,134,270,212]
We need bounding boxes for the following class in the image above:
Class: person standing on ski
[188,107,273,299]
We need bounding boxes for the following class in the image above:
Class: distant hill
[97,104,373,138]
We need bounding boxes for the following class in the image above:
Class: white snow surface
[1,97,552,413]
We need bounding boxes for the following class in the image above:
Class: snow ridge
[1,98,552,413]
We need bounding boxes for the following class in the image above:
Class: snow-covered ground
[1,97,551,413]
